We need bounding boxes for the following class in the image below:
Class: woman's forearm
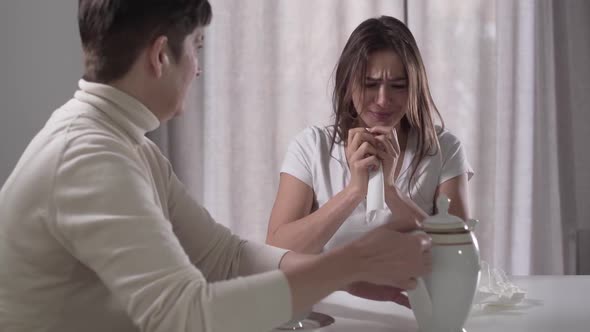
[267,187,364,254]
[384,185,428,221]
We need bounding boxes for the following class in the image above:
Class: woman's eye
[364,83,378,88]
[391,84,407,89]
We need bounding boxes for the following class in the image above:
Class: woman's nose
[376,85,392,107]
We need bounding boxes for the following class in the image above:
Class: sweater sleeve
[51,134,292,332]
[166,167,290,279]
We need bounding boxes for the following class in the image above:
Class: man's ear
[148,36,169,78]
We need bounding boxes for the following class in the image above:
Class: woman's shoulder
[433,125,474,179]
[292,125,335,145]
[288,125,343,162]
[296,125,333,136]
[435,125,464,149]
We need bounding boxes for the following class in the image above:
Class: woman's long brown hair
[330,15,444,195]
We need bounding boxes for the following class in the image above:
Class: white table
[312,276,590,332]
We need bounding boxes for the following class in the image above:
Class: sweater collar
[74,79,160,141]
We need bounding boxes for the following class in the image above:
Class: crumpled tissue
[473,260,526,307]
[365,163,392,225]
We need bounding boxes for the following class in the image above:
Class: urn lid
[422,195,468,234]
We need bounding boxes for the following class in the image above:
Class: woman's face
[352,50,408,128]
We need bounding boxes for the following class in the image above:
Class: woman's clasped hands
[345,126,401,196]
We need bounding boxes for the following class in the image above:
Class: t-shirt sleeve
[280,127,319,187]
[439,131,475,184]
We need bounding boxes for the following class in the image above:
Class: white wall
[0,1,82,184]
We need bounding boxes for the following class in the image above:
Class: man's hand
[346,217,432,289]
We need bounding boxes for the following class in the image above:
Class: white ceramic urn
[408,194,481,332]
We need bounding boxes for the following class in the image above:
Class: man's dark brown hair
[78,0,212,83]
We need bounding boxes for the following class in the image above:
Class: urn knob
[422,194,468,233]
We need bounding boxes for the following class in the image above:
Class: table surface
[309,276,590,332]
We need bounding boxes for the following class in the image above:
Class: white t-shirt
[281,125,474,251]
[0,80,291,332]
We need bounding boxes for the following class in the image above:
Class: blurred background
[0,0,588,275]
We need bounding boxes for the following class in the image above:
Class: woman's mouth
[367,111,394,122]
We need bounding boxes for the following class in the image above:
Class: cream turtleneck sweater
[0,80,291,332]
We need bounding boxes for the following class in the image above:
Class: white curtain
[151,0,590,275]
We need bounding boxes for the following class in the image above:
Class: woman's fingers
[347,128,366,147]
[350,141,379,163]
[353,154,379,172]
[374,135,399,157]
[348,128,373,148]
[368,126,399,154]
[350,131,377,153]
[367,126,392,137]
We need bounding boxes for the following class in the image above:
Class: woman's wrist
[343,184,365,206]
[384,184,413,216]
[384,183,404,203]
[384,183,428,221]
